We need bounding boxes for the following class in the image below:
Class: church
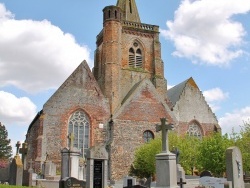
[25,0,220,180]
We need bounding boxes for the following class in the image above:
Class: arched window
[143,130,154,143]
[128,42,143,68]
[68,110,90,156]
[187,122,202,138]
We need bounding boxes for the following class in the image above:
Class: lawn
[0,186,31,188]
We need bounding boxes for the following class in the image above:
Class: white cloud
[203,88,228,102]
[0,91,37,125]
[219,106,250,135]
[0,3,92,93]
[203,87,228,112]
[161,0,250,66]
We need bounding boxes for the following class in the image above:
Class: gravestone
[200,170,212,177]
[155,118,178,188]
[123,176,136,187]
[9,141,23,185]
[199,177,227,188]
[172,147,186,185]
[61,147,81,179]
[226,146,244,188]
[86,144,108,188]
[59,177,86,188]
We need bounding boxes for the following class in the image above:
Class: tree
[0,122,12,160]
[197,133,233,177]
[169,134,201,175]
[130,132,201,178]
[130,137,161,178]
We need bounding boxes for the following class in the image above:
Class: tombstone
[172,147,186,185]
[199,176,227,188]
[59,177,86,188]
[123,176,136,187]
[200,170,212,177]
[9,141,23,186]
[155,118,178,188]
[19,142,28,170]
[86,144,108,188]
[61,147,81,179]
[226,146,244,188]
[43,160,56,178]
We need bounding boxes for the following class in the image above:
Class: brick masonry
[25,1,220,181]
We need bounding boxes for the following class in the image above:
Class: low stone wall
[0,166,9,182]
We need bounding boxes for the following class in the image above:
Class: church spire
[116,0,141,23]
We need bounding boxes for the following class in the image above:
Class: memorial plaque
[59,177,86,188]
[93,160,103,188]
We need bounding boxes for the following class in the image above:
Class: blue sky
[0,0,250,153]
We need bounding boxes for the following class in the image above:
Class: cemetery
[0,118,249,188]
[0,1,249,188]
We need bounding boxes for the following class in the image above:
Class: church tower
[93,0,167,114]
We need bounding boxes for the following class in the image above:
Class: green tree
[0,122,12,160]
[130,132,201,178]
[197,133,233,176]
[130,137,161,178]
[169,134,201,175]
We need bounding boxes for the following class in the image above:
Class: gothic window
[143,130,154,143]
[128,42,143,68]
[68,110,90,156]
[187,122,202,138]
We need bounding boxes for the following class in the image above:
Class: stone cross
[177,178,187,188]
[156,118,174,153]
[15,141,21,155]
[68,132,75,149]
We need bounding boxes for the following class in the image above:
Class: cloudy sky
[0,0,250,153]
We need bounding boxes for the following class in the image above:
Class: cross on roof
[156,118,174,153]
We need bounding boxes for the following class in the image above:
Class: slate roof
[167,77,198,106]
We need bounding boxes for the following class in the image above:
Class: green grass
[0,185,32,188]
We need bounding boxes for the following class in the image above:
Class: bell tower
[93,0,167,114]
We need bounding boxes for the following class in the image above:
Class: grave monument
[155,118,178,188]
[226,146,244,188]
[9,141,23,186]
[86,144,108,188]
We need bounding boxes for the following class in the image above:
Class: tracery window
[143,130,154,143]
[187,122,202,138]
[68,110,90,156]
[128,42,143,68]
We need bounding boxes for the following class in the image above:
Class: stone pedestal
[156,152,178,188]
[61,147,80,180]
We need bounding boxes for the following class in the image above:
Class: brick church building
[25,0,220,180]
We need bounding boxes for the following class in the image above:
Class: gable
[174,81,218,124]
[44,60,109,111]
[115,79,176,124]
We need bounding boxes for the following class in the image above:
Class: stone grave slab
[59,177,86,188]
[200,177,227,188]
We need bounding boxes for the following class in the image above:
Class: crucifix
[68,132,75,149]
[156,118,174,153]
[15,141,21,156]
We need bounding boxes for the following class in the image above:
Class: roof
[167,77,198,106]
